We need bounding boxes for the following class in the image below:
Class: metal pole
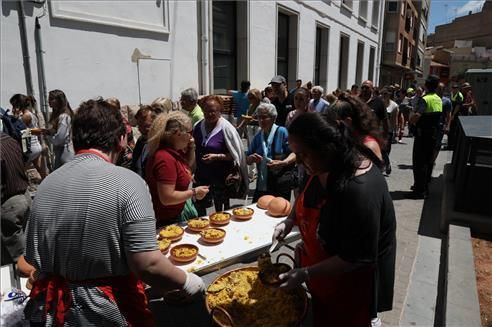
[35,17,48,124]
[18,0,34,96]
[137,60,142,106]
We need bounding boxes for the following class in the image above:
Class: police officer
[409,75,443,199]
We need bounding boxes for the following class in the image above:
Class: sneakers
[371,317,382,327]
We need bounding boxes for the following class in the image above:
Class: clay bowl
[200,228,227,244]
[170,244,199,263]
[257,195,274,209]
[158,224,184,242]
[158,238,172,255]
[209,212,231,226]
[232,207,254,221]
[266,197,292,217]
[187,217,210,232]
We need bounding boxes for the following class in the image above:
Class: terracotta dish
[232,207,254,220]
[257,195,274,209]
[159,224,184,242]
[266,197,292,217]
[201,228,226,244]
[187,217,210,232]
[209,212,231,226]
[158,238,172,254]
[170,244,199,263]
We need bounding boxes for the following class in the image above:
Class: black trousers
[412,128,439,193]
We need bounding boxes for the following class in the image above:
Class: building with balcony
[379,0,430,87]
[2,0,385,109]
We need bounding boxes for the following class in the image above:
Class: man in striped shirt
[24,98,204,326]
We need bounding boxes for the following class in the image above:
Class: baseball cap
[461,82,471,89]
[270,75,286,84]
[406,87,415,94]
[451,84,459,88]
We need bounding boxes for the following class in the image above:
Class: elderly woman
[193,95,248,216]
[236,88,262,146]
[309,86,330,113]
[272,113,396,327]
[246,103,296,202]
[146,111,209,227]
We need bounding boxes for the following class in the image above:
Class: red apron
[30,150,154,326]
[295,176,372,327]
[30,274,154,327]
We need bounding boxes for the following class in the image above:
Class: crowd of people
[0,73,476,326]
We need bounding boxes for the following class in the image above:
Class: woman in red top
[273,113,396,326]
[331,93,384,166]
[145,111,209,227]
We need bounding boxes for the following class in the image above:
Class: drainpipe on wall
[200,0,210,95]
[35,16,48,125]
[375,0,385,85]
[18,0,34,96]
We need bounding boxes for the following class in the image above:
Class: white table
[162,204,300,276]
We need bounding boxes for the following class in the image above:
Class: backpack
[0,107,26,141]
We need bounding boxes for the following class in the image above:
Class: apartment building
[2,0,384,108]
[379,0,430,87]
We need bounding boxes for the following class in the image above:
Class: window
[338,34,350,90]
[213,1,236,91]
[359,1,368,19]
[371,0,380,27]
[385,31,396,51]
[314,25,329,88]
[342,0,353,10]
[277,9,298,86]
[387,1,398,13]
[398,34,403,52]
[355,42,364,85]
[368,47,375,81]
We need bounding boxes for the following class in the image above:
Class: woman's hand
[278,268,309,289]
[194,186,209,200]
[272,218,295,242]
[247,153,262,164]
[267,159,288,171]
[202,153,222,163]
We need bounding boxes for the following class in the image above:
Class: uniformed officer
[409,75,443,199]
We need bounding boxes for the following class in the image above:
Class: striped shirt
[24,153,158,326]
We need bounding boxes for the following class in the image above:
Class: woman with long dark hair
[43,89,74,169]
[272,113,396,326]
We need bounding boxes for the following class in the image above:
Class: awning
[430,61,449,67]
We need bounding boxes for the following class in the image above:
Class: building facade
[2,0,384,110]
[379,0,430,87]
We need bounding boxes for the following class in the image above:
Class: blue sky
[428,0,485,34]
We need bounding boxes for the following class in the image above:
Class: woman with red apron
[275,112,396,327]
[294,176,373,327]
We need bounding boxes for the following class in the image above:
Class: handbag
[266,129,298,194]
[179,198,198,222]
[225,162,246,199]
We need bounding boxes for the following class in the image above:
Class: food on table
[206,268,305,327]
[232,207,254,220]
[201,228,226,244]
[257,195,274,209]
[187,217,210,231]
[209,212,231,225]
[159,224,184,241]
[170,244,199,263]
[158,238,172,254]
[266,197,292,217]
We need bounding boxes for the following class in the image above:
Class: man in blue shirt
[228,80,251,124]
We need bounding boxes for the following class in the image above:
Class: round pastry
[257,195,274,209]
[266,197,292,217]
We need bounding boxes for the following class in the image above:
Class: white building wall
[2,0,383,109]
